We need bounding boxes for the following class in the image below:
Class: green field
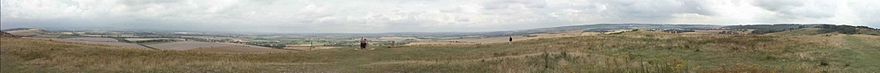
[2,32,879,72]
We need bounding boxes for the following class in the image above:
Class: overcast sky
[2,0,879,33]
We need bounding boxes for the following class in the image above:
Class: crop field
[408,32,599,45]
[143,41,291,53]
[2,31,879,72]
[55,37,151,49]
[186,43,293,54]
[283,46,338,51]
[146,41,241,50]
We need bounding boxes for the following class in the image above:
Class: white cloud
[1,0,878,33]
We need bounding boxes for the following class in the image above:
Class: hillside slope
[477,24,720,37]
[1,28,46,37]
[2,33,879,72]
[726,24,880,35]
[0,31,15,37]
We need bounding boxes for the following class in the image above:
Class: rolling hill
[1,28,46,37]
[473,24,721,37]
[3,30,879,72]
[0,31,15,37]
[724,24,880,35]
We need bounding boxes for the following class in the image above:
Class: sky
[2,0,879,33]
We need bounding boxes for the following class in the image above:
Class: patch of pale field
[65,41,151,49]
[5,29,44,36]
[148,41,289,53]
[147,41,234,50]
[283,46,338,51]
[405,41,478,46]
[33,37,152,49]
[579,32,600,36]
[451,36,527,44]
[607,31,682,39]
[681,30,725,35]
[407,32,599,45]
[63,37,119,42]
[377,36,420,41]
[187,45,292,54]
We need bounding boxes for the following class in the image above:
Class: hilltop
[471,24,877,37]
[0,31,16,37]
[1,28,46,37]
[724,24,880,35]
[3,30,879,72]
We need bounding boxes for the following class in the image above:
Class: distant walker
[360,37,368,49]
[508,36,513,44]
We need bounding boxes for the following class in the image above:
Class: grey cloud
[753,0,803,11]
[753,0,836,18]
[482,0,547,10]
[119,0,180,6]
[600,0,714,19]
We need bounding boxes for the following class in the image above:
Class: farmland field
[55,37,151,49]
[186,43,293,54]
[144,41,289,53]
[407,32,599,45]
[146,41,233,50]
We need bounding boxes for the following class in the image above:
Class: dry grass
[2,31,879,72]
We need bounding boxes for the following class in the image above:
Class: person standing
[390,41,396,48]
[360,37,368,49]
[508,36,513,44]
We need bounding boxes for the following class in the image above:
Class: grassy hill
[2,31,880,72]
[725,24,880,35]
[1,28,46,37]
[768,27,880,36]
[0,31,15,37]
[477,24,720,37]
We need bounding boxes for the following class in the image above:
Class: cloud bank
[2,0,879,33]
